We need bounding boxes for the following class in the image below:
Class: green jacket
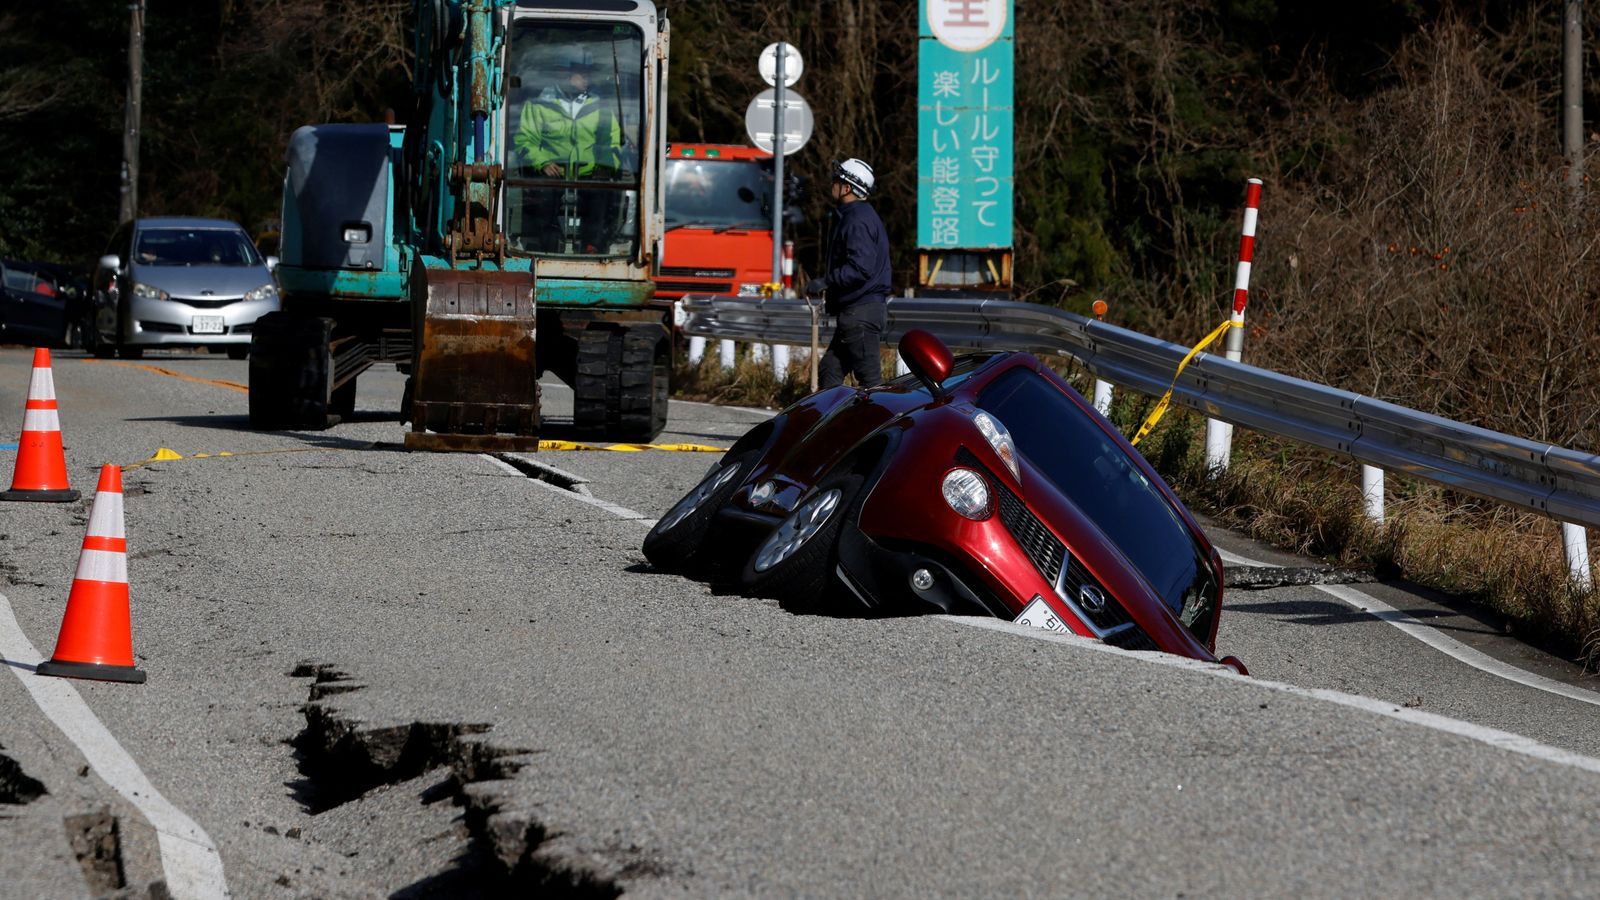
[515,92,622,177]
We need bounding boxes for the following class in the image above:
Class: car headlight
[132,282,169,301]
[243,283,278,303]
[972,410,1020,481]
[941,467,992,520]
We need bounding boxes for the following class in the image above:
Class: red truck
[656,143,796,303]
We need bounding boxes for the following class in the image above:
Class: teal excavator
[250,0,671,450]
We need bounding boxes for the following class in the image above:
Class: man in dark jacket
[806,158,891,389]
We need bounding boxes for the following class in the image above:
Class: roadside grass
[670,343,1600,670]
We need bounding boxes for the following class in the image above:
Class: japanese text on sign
[917,0,1013,250]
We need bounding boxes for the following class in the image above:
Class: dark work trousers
[819,299,888,389]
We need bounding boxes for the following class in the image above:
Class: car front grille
[997,485,1064,585]
[1061,555,1137,635]
[173,297,241,309]
[1104,628,1160,652]
[660,266,737,278]
[656,280,733,294]
[957,445,1156,649]
[139,321,184,334]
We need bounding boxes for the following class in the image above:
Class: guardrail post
[751,343,770,364]
[688,335,706,365]
[773,343,790,380]
[1362,465,1385,525]
[1564,522,1594,591]
[1093,380,1113,416]
[719,339,735,372]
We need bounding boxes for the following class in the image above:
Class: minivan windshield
[977,367,1198,608]
[135,229,262,267]
[665,158,771,230]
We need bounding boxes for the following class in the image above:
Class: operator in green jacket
[514,57,623,178]
[514,49,624,253]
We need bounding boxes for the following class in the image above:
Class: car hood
[129,263,273,297]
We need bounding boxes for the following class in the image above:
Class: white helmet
[834,158,876,198]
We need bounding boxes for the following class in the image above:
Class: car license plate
[191,316,225,334]
[1015,595,1071,634]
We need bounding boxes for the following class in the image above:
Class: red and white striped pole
[1205,178,1262,473]
[781,240,795,295]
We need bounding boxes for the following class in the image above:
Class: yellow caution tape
[124,445,368,471]
[126,440,723,469]
[537,440,726,453]
[1129,319,1239,447]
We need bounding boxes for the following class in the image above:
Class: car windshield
[504,20,644,258]
[976,367,1199,610]
[665,158,771,230]
[135,229,261,267]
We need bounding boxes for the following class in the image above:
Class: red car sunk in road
[644,330,1248,672]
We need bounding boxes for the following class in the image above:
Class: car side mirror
[265,256,280,272]
[98,254,122,272]
[899,329,954,397]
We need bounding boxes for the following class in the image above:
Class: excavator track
[572,322,668,442]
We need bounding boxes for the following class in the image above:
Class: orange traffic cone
[36,465,145,684]
[3,348,79,503]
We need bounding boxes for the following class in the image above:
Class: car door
[24,268,67,343]
[0,260,18,335]
[0,263,50,340]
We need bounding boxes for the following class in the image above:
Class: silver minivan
[90,217,279,359]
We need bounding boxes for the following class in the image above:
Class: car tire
[642,449,758,579]
[741,471,866,613]
[118,345,144,360]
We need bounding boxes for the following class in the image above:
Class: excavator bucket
[405,265,540,452]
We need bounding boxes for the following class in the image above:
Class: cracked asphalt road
[2,346,1599,898]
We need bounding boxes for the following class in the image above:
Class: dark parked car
[644,330,1248,672]
[0,259,73,347]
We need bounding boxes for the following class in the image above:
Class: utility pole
[1564,0,1584,191]
[118,0,145,225]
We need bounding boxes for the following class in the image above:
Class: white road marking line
[482,454,657,526]
[944,615,1600,776]
[1217,547,1600,709]
[0,594,230,899]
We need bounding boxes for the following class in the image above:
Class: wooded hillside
[1,1,1595,448]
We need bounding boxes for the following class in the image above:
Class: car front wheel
[741,472,865,613]
[643,449,757,579]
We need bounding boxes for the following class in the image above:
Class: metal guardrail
[681,294,1600,530]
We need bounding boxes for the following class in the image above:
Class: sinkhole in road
[0,745,47,804]
[287,662,627,897]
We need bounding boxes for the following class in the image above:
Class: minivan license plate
[191,316,225,335]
